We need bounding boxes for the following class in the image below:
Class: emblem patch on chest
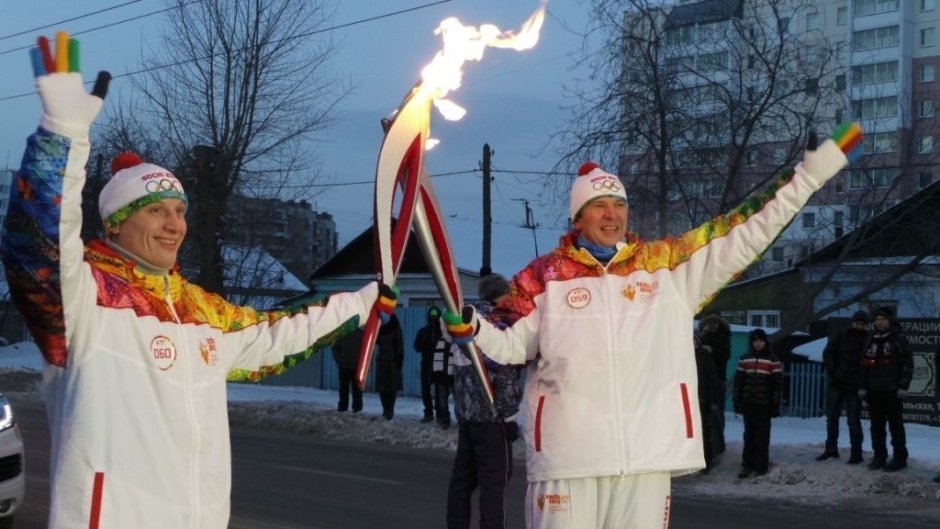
[200,338,219,367]
[150,335,177,371]
[566,287,591,309]
[622,280,659,302]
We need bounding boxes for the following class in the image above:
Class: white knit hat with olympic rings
[98,152,188,230]
[569,162,627,221]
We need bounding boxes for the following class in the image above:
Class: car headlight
[0,395,14,432]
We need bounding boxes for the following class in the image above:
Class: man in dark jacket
[693,330,721,473]
[447,274,523,529]
[332,328,365,412]
[859,306,914,472]
[414,307,443,422]
[698,314,731,454]
[817,310,869,464]
[376,314,404,420]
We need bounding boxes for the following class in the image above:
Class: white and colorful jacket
[474,141,852,483]
[1,128,376,528]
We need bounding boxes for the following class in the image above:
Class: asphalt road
[11,398,940,528]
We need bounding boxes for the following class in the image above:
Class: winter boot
[815,450,839,461]
[883,457,907,472]
[846,452,864,465]
[867,456,886,470]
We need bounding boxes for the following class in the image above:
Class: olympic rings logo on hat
[145,179,184,193]
[592,179,622,191]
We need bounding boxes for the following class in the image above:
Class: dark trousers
[824,385,862,455]
[421,357,435,417]
[715,379,727,453]
[446,422,514,529]
[866,390,907,460]
[741,404,772,472]
[379,391,397,419]
[435,375,453,425]
[337,367,363,412]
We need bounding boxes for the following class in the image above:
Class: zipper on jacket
[593,255,629,475]
[164,276,202,528]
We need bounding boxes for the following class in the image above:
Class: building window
[919,171,933,188]
[849,204,861,224]
[835,74,846,90]
[852,26,899,51]
[837,6,849,24]
[861,132,898,153]
[748,310,780,328]
[921,99,936,118]
[772,246,784,261]
[923,64,936,83]
[872,167,895,187]
[834,210,845,237]
[921,135,935,154]
[802,212,816,229]
[923,27,937,47]
[835,108,844,123]
[849,170,864,189]
[851,61,898,85]
[853,0,899,16]
[806,12,821,31]
[852,96,898,119]
[925,0,937,11]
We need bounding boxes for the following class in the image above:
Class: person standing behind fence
[733,328,783,479]
[332,327,365,413]
[693,330,721,473]
[859,306,913,472]
[376,314,405,420]
[816,310,869,464]
[698,314,731,454]
[414,307,443,423]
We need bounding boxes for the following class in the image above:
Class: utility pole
[513,198,540,257]
[480,143,492,277]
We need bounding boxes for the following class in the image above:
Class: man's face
[573,196,628,247]
[752,337,766,351]
[851,320,868,332]
[873,315,890,332]
[111,198,187,269]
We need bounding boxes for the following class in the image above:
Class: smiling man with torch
[444,124,863,528]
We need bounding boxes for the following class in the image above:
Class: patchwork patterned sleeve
[1,129,93,367]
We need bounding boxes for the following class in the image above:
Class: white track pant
[525,473,672,529]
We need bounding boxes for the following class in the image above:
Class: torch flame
[416,1,547,124]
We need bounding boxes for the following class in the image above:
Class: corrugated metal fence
[784,362,826,418]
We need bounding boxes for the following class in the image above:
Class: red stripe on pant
[680,383,693,438]
[89,472,104,529]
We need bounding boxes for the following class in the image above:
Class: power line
[0,1,202,58]
[0,0,144,42]
[0,0,454,102]
[279,168,479,189]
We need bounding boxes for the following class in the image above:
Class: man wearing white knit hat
[445,129,862,527]
[1,32,397,529]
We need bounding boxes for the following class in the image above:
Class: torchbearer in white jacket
[444,124,862,529]
[1,33,397,529]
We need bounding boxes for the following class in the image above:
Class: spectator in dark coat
[698,313,731,454]
[375,314,404,420]
[332,327,364,413]
[693,330,722,473]
[447,274,523,529]
[859,306,914,472]
[817,310,869,464]
[414,307,443,422]
[733,328,783,479]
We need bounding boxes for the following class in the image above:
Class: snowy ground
[3,342,940,510]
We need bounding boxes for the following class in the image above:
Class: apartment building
[619,0,940,278]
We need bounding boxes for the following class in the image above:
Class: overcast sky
[0,0,599,276]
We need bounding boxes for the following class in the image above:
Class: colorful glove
[800,122,863,185]
[376,283,399,324]
[442,306,478,346]
[31,32,111,138]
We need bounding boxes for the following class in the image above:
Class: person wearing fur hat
[1,33,396,529]
[443,120,861,528]
[859,306,913,472]
[447,274,523,529]
[733,329,783,478]
[816,310,870,464]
